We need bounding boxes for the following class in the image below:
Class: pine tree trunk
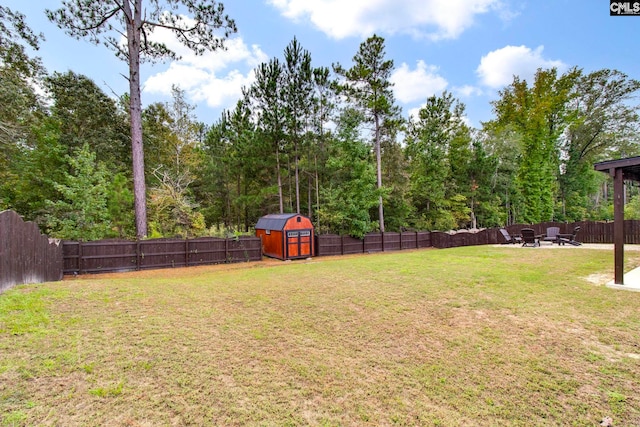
[375,114,385,232]
[295,149,300,213]
[276,148,283,214]
[126,1,147,238]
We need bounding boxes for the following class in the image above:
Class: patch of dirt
[585,273,611,286]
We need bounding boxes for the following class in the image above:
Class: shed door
[286,230,312,258]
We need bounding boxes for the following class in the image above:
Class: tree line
[1,3,640,241]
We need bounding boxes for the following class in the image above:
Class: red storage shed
[255,213,315,260]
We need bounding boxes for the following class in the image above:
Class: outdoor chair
[558,226,582,246]
[521,228,539,247]
[543,226,561,244]
[500,228,522,244]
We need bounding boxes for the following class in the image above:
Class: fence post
[185,238,189,267]
[136,239,141,271]
[78,241,84,275]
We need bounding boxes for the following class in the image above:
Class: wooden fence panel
[1,210,63,292]
[343,235,365,254]
[417,232,431,248]
[364,233,382,252]
[187,237,227,265]
[383,232,401,251]
[62,241,80,274]
[63,236,262,275]
[401,232,418,250]
[317,231,430,254]
[227,237,262,262]
[139,239,187,270]
[64,240,138,274]
[430,232,450,249]
[626,221,639,244]
[316,234,342,256]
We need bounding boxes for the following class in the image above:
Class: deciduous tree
[560,69,640,220]
[489,68,580,223]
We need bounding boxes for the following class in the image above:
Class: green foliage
[0,6,46,213]
[380,135,411,231]
[0,5,43,78]
[333,34,403,232]
[624,191,640,220]
[147,170,206,238]
[142,86,208,238]
[283,37,314,213]
[316,109,380,237]
[45,71,130,171]
[44,143,112,240]
[46,1,237,63]
[406,92,471,229]
[560,69,640,221]
[248,57,288,213]
[1,119,64,220]
[107,173,135,238]
[490,68,581,223]
[467,139,502,228]
[196,98,270,231]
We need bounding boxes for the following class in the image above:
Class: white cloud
[476,45,567,89]
[267,0,509,40]
[454,84,483,97]
[390,60,448,104]
[142,23,269,111]
[407,106,423,120]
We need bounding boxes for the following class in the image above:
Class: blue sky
[5,0,640,128]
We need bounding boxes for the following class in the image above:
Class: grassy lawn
[1,245,640,426]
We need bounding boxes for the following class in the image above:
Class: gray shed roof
[255,213,300,231]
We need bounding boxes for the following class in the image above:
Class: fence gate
[286,230,312,259]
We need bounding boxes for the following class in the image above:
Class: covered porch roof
[594,156,640,286]
[594,156,640,181]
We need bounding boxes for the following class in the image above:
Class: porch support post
[613,167,625,285]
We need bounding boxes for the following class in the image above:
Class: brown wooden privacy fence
[316,221,640,254]
[5,211,640,283]
[317,231,432,255]
[63,236,262,275]
[505,221,640,244]
[0,210,63,292]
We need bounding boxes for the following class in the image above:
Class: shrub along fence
[63,236,262,275]
[0,210,63,292]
